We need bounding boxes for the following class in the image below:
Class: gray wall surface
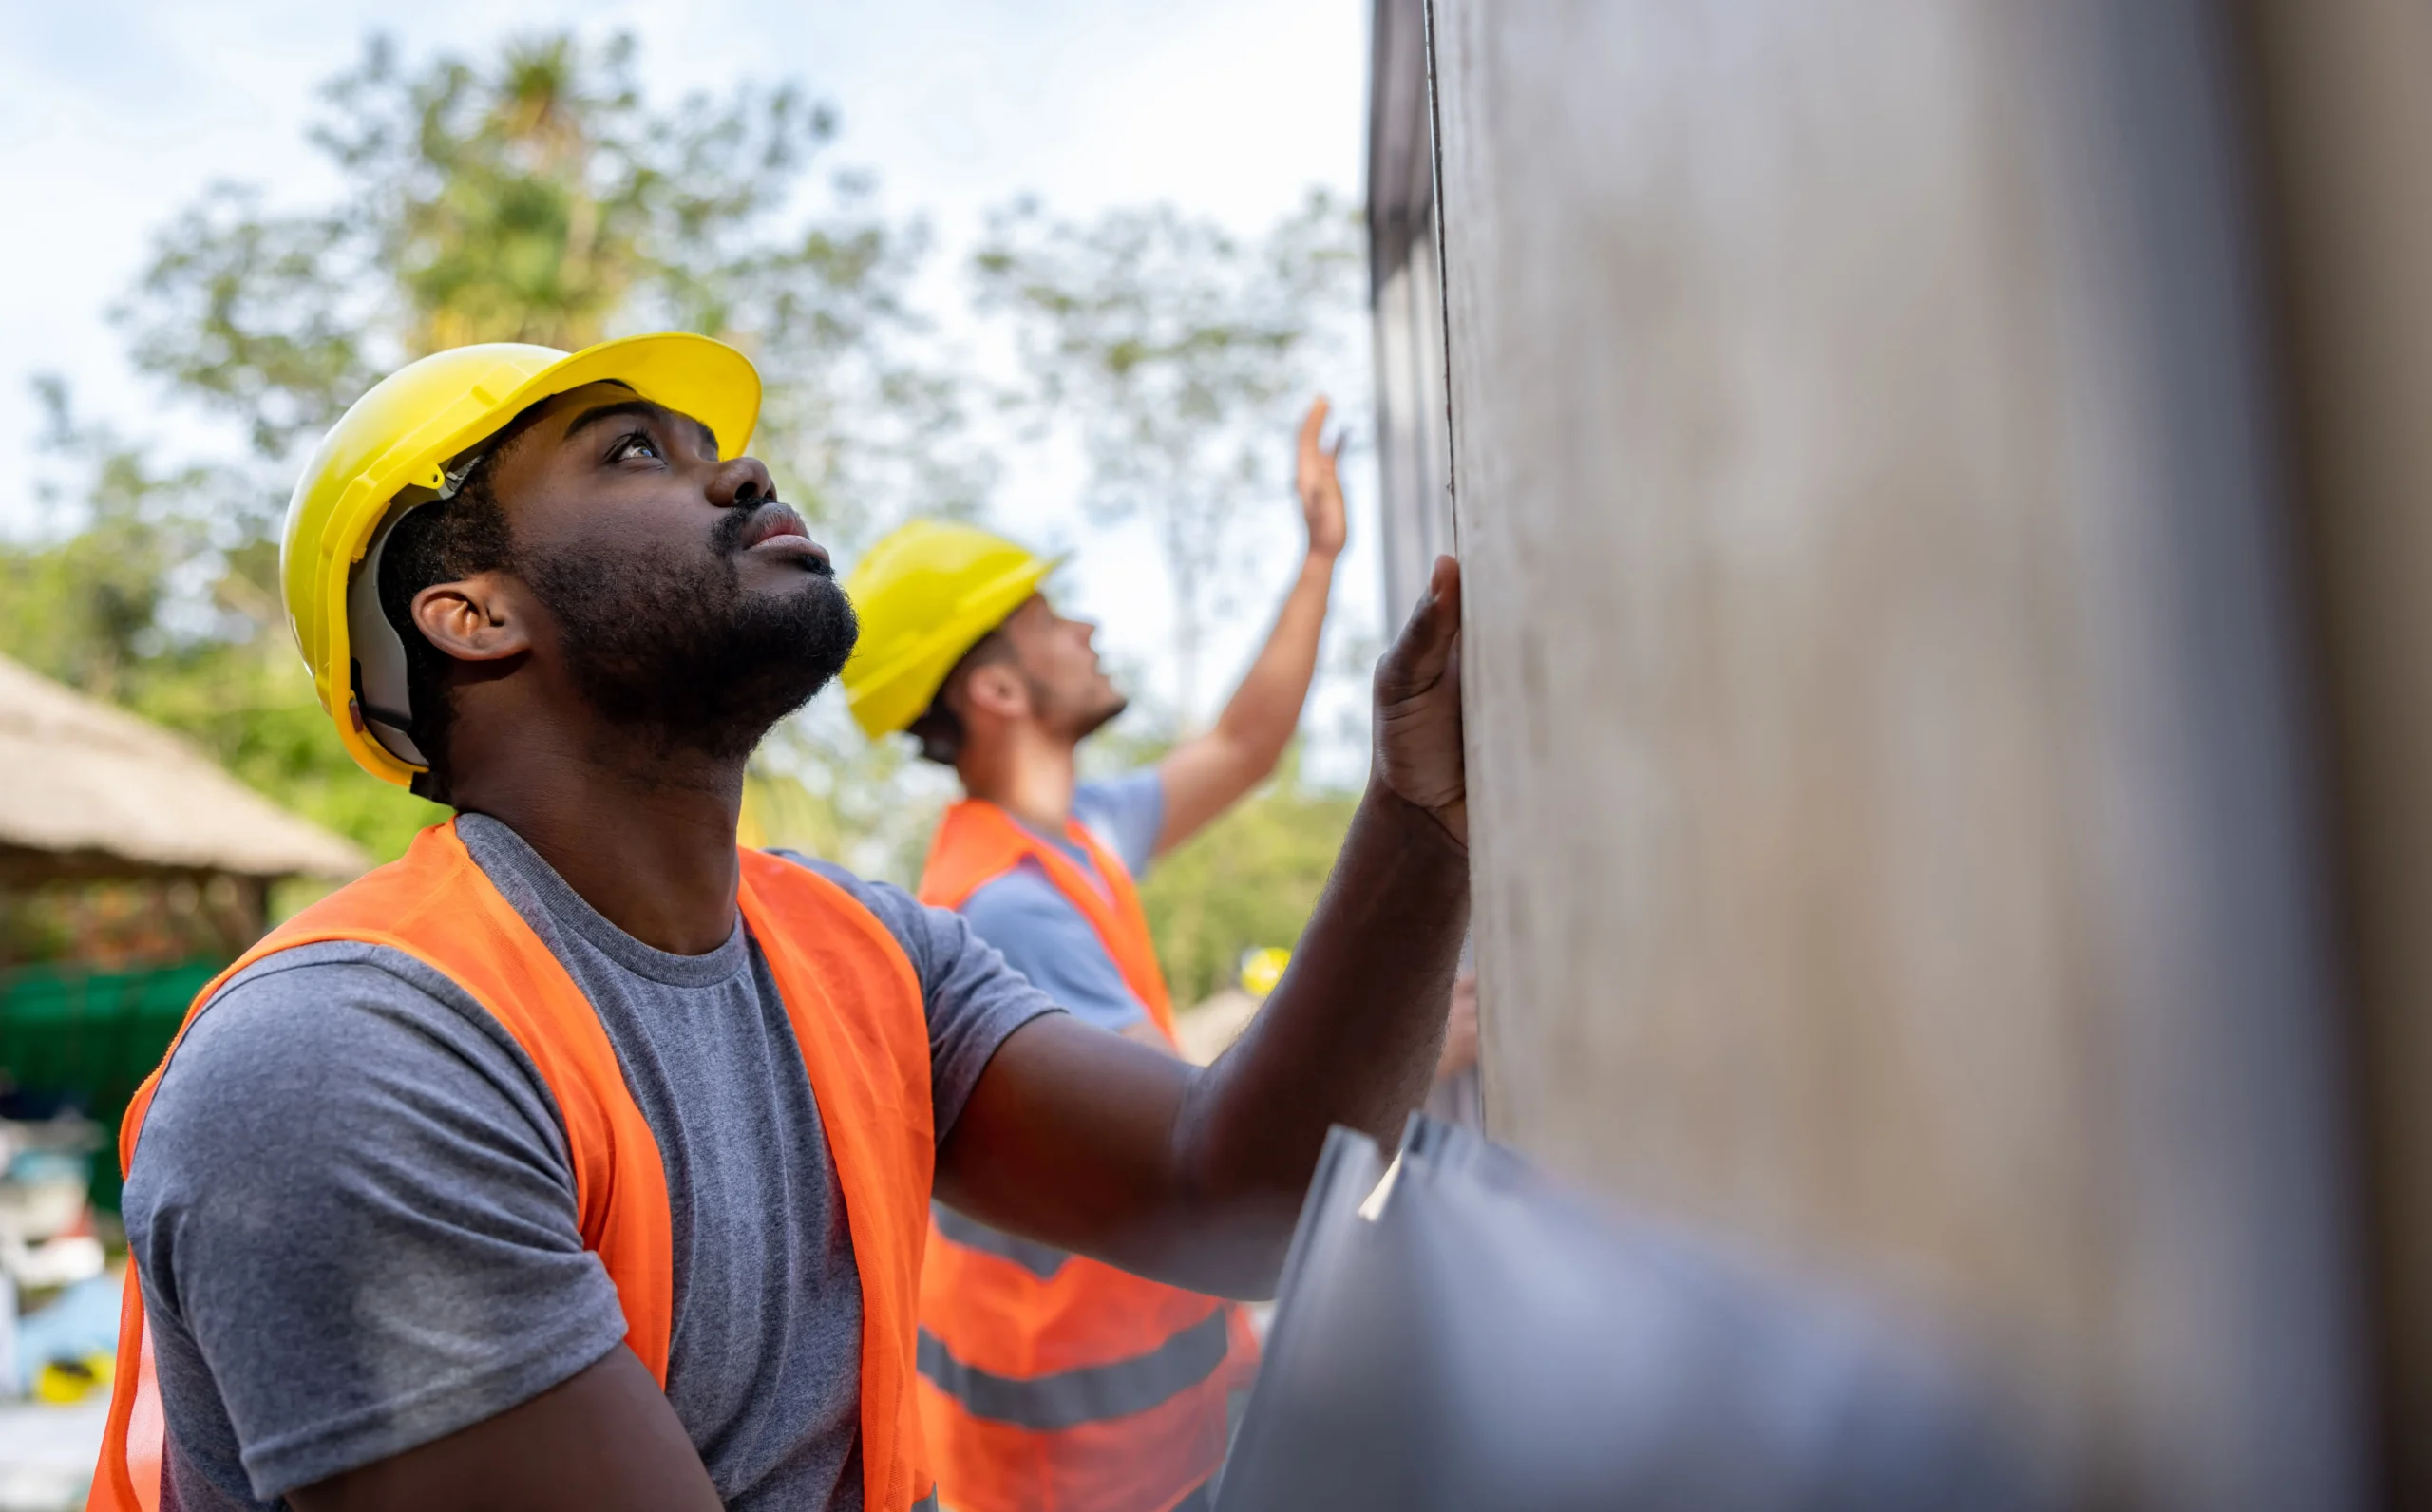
[1423,2,2371,1504]
[2233,2,2432,1497]
[1367,0,1454,620]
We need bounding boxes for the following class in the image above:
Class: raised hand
[1296,397,1349,560]
[1373,555,1465,846]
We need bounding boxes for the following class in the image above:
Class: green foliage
[5,28,1368,1000]
[973,190,1362,723]
[1137,757,1358,1007]
[2,381,213,699]
[120,31,980,525]
[742,703,960,886]
[8,30,977,873]
[6,382,443,867]
[123,639,448,860]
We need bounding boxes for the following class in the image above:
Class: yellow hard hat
[282,332,760,786]
[840,520,1060,739]
[1240,947,1291,999]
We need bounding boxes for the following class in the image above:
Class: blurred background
[0,9,1381,1008]
[0,4,1380,1502]
[10,2,2432,1508]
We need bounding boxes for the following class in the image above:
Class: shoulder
[1075,767,1164,816]
[764,849,955,975]
[1074,768,1167,878]
[128,940,573,1215]
[762,851,1062,1138]
[762,849,1054,1027]
[961,864,1105,966]
[123,947,622,1501]
[146,940,556,1121]
[959,868,1149,1034]
[124,939,590,1320]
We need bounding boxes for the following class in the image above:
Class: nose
[711,455,779,510]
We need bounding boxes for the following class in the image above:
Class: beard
[1068,688,1129,742]
[1022,666,1127,744]
[521,510,859,763]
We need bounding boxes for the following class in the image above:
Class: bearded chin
[1074,690,1130,742]
[525,542,861,762]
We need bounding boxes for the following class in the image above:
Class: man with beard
[838,402,1360,1512]
[88,337,1470,1512]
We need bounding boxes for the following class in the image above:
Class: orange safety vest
[916,799,1259,1512]
[89,821,940,1512]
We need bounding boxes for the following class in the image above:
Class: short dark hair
[376,454,515,804]
[905,630,1017,765]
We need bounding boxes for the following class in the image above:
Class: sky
[0,0,1381,773]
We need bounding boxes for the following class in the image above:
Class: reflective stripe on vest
[89,821,941,1512]
[933,1202,1072,1281]
[917,1310,1232,1431]
[915,799,1258,1512]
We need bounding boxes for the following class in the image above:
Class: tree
[971,191,1363,726]
[8,30,981,872]
[124,30,986,530]
[10,382,454,861]
[5,27,1377,983]
[2,382,214,705]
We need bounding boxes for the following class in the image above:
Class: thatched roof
[0,653,369,884]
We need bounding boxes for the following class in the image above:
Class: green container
[0,959,222,1212]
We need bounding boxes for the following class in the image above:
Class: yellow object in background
[1239,947,1291,1000]
[31,1352,113,1406]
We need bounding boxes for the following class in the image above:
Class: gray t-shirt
[121,815,1060,1510]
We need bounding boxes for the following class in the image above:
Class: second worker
[843,398,1352,1512]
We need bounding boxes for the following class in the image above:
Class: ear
[960,662,1032,721]
[410,572,534,663]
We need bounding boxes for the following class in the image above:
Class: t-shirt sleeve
[1074,768,1167,879]
[121,943,629,1503]
[776,855,1065,1140]
[960,867,1152,1034]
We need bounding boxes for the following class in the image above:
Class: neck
[445,702,750,955]
[958,722,1079,836]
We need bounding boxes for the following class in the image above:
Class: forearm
[1156,552,1340,852]
[1215,550,1337,758]
[1168,780,1470,1292]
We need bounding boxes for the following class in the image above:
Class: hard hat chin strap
[434,452,484,501]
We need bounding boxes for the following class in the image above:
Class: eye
[607,430,663,463]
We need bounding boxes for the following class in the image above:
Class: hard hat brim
[314,332,763,787]
[496,332,762,469]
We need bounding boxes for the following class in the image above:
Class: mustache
[712,500,834,577]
